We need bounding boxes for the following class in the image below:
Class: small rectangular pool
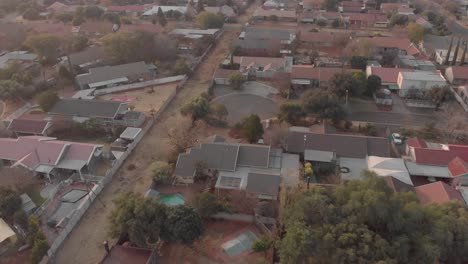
[158,193,185,206]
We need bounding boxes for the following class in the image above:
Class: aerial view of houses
[0,0,468,263]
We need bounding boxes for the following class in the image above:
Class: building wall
[397,77,447,97]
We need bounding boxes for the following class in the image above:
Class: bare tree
[166,118,200,153]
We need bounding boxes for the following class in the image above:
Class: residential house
[7,119,52,137]
[105,5,147,16]
[415,181,465,205]
[47,98,145,127]
[366,66,415,90]
[291,65,358,89]
[63,46,109,75]
[142,5,188,16]
[46,2,79,15]
[444,66,468,85]
[396,55,437,70]
[364,37,420,57]
[75,61,155,90]
[415,16,433,30]
[175,137,300,200]
[435,48,468,65]
[234,56,293,80]
[339,1,364,13]
[235,27,297,56]
[263,0,292,10]
[343,13,389,28]
[452,85,468,112]
[0,136,103,180]
[0,51,38,70]
[285,127,391,181]
[300,11,341,24]
[302,0,322,11]
[405,138,468,187]
[0,218,16,252]
[396,71,447,97]
[314,57,347,67]
[100,245,156,264]
[252,9,297,22]
[380,3,414,15]
[299,31,347,48]
[384,176,415,192]
[169,28,220,51]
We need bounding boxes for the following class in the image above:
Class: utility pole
[444,35,454,65]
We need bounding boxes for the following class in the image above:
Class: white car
[392,133,402,145]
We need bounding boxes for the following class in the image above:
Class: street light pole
[345,89,349,108]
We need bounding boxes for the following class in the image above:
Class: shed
[0,218,17,248]
[119,127,142,141]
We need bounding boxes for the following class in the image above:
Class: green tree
[366,74,382,96]
[302,90,346,122]
[351,71,367,96]
[241,114,264,143]
[171,61,192,75]
[278,102,305,124]
[350,55,368,70]
[84,5,104,19]
[322,0,338,11]
[180,96,210,121]
[55,13,74,24]
[0,187,21,218]
[150,161,172,184]
[27,216,46,246]
[72,35,89,52]
[228,73,245,90]
[24,34,61,62]
[331,18,341,28]
[13,210,29,230]
[164,205,204,244]
[38,90,59,112]
[211,103,228,120]
[390,14,409,26]
[72,16,85,26]
[30,239,49,264]
[316,19,327,27]
[197,11,224,29]
[109,192,167,247]
[192,192,225,218]
[0,80,27,101]
[156,7,167,26]
[406,22,425,44]
[252,238,272,256]
[23,8,40,20]
[197,0,205,13]
[426,85,452,110]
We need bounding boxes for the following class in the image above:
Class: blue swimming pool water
[158,193,185,206]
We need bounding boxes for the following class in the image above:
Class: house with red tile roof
[290,65,359,89]
[362,37,420,56]
[405,138,468,186]
[365,66,415,90]
[444,66,468,85]
[0,136,103,181]
[339,1,364,13]
[6,119,52,137]
[252,9,297,22]
[233,56,293,80]
[343,13,389,28]
[300,11,341,24]
[415,181,465,205]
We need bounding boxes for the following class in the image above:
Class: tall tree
[197,0,205,13]
[164,205,204,244]
[444,35,454,65]
[180,96,210,122]
[241,114,264,143]
[24,34,61,63]
[451,36,461,66]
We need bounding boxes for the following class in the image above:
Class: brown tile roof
[7,119,50,135]
[384,176,415,193]
[341,1,363,7]
[415,181,465,205]
[367,67,415,83]
[448,66,468,80]
[346,13,388,23]
[342,6,363,12]
[448,157,468,177]
[366,37,420,56]
[291,65,358,81]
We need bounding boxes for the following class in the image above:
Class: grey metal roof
[76,61,150,88]
[286,131,390,158]
[244,27,295,40]
[68,46,107,67]
[20,193,36,213]
[48,99,125,119]
[237,145,270,168]
[304,149,336,162]
[245,172,281,196]
[120,127,142,140]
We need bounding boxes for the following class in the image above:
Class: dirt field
[97,82,178,114]
[52,26,252,264]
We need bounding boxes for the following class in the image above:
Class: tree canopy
[192,192,226,218]
[24,34,61,63]
[150,161,172,184]
[302,90,346,122]
[278,172,468,264]
[406,22,426,44]
[180,96,210,121]
[241,114,264,143]
[366,75,382,96]
[228,73,245,90]
[0,187,22,218]
[164,205,204,244]
[197,12,224,29]
[0,80,28,101]
[38,90,59,112]
[278,102,305,124]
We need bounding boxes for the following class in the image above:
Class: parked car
[392,133,402,144]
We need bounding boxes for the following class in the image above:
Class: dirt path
[52,29,241,264]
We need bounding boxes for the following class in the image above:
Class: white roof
[89,77,129,88]
[170,28,219,36]
[404,161,452,178]
[399,71,446,82]
[0,51,37,69]
[143,6,187,15]
[367,156,413,186]
[0,218,16,244]
[120,127,142,140]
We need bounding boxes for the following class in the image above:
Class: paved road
[348,111,437,127]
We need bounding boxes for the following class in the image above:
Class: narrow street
[52,4,258,264]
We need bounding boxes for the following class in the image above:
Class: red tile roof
[413,144,468,166]
[342,1,363,7]
[346,13,388,23]
[368,67,415,83]
[291,65,358,81]
[415,181,465,205]
[365,37,420,56]
[106,5,146,12]
[406,138,427,149]
[448,66,468,80]
[7,119,50,135]
[448,157,468,177]
[235,56,286,70]
[342,6,363,12]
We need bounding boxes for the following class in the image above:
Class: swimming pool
[158,193,185,206]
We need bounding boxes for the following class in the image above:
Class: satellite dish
[112,24,120,32]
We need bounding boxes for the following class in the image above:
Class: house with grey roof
[175,137,300,200]
[0,51,38,69]
[75,61,155,90]
[235,27,297,56]
[63,46,109,75]
[47,98,145,127]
